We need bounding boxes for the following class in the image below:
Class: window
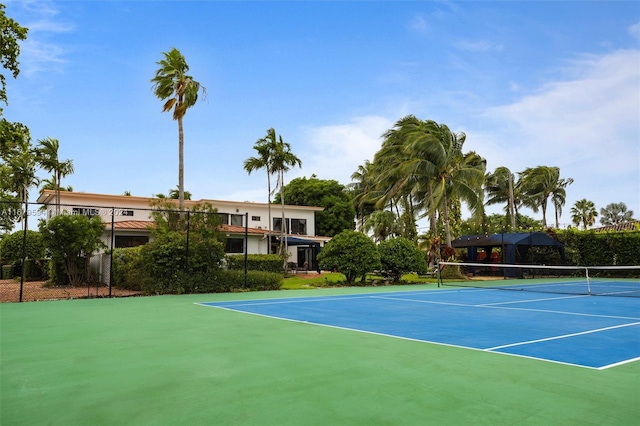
[273,218,289,233]
[115,236,149,248]
[251,215,260,221]
[217,213,229,225]
[225,238,244,253]
[230,214,243,226]
[290,219,307,235]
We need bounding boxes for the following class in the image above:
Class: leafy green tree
[151,48,205,212]
[599,202,634,226]
[0,4,28,112]
[378,237,427,282]
[317,230,380,284]
[0,229,44,260]
[0,120,31,233]
[570,199,598,230]
[146,200,226,274]
[39,214,106,286]
[35,137,74,214]
[274,175,355,237]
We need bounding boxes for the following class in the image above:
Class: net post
[585,267,591,295]
[437,261,442,287]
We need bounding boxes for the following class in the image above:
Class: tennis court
[2,284,639,425]
[199,286,640,370]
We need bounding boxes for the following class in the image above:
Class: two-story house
[36,190,329,277]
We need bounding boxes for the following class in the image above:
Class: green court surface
[1,285,639,425]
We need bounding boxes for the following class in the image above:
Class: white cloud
[629,21,640,42]
[8,0,71,76]
[294,115,394,185]
[408,15,428,34]
[453,39,504,52]
[473,48,640,219]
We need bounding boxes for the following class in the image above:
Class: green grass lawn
[1,286,639,425]
[281,272,437,290]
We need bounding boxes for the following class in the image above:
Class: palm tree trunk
[266,172,272,254]
[443,191,452,247]
[178,116,185,213]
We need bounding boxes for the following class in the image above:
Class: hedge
[556,229,640,266]
[226,254,283,273]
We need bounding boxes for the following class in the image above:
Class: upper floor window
[291,219,307,235]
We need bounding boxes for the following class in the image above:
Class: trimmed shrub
[317,230,381,284]
[378,237,428,282]
[226,254,283,273]
[140,232,225,280]
[112,246,145,291]
[135,269,282,295]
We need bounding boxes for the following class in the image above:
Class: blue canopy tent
[451,232,565,275]
[279,236,322,273]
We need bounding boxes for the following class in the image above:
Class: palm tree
[551,176,574,228]
[244,128,301,256]
[35,137,74,215]
[518,166,572,228]
[405,120,485,246]
[151,48,205,212]
[599,202,634,225]
[7,145,39,231]
[484,166,517,230]
[362,209,398,242]
[570,199,598,229]
[269,130,302,257]
[244,132,277,250]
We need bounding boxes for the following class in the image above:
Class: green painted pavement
[1,286,639,425]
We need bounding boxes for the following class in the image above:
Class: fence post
[109,207,114,297]
[18,201,28,302]
[185,210,190,271]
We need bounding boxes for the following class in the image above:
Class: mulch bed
[0,279,141,303]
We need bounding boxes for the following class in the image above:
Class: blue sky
[4,0,640,228]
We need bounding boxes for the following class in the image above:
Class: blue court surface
[198,288,640,370]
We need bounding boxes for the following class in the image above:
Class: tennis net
[437,261,640,297]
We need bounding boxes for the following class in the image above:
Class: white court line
[485,322,640,351]
[369,295,640,321]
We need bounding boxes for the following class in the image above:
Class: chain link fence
[1,200,227,302]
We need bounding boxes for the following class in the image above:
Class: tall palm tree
[551,177,574,228]
[35,137,74,215]
[349,160,378,230]
[269,130,302,257]
[151,48,205,212]
[519,166,572,228]
[484,166,517,230]
[7,145,39,231]
[244,132,277,250]
[244,128,301,256]
[405,120,485,246]
[570,199,598,229]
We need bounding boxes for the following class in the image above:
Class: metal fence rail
[0,200,225,302]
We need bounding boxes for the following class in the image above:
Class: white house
[36,190,330,272]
